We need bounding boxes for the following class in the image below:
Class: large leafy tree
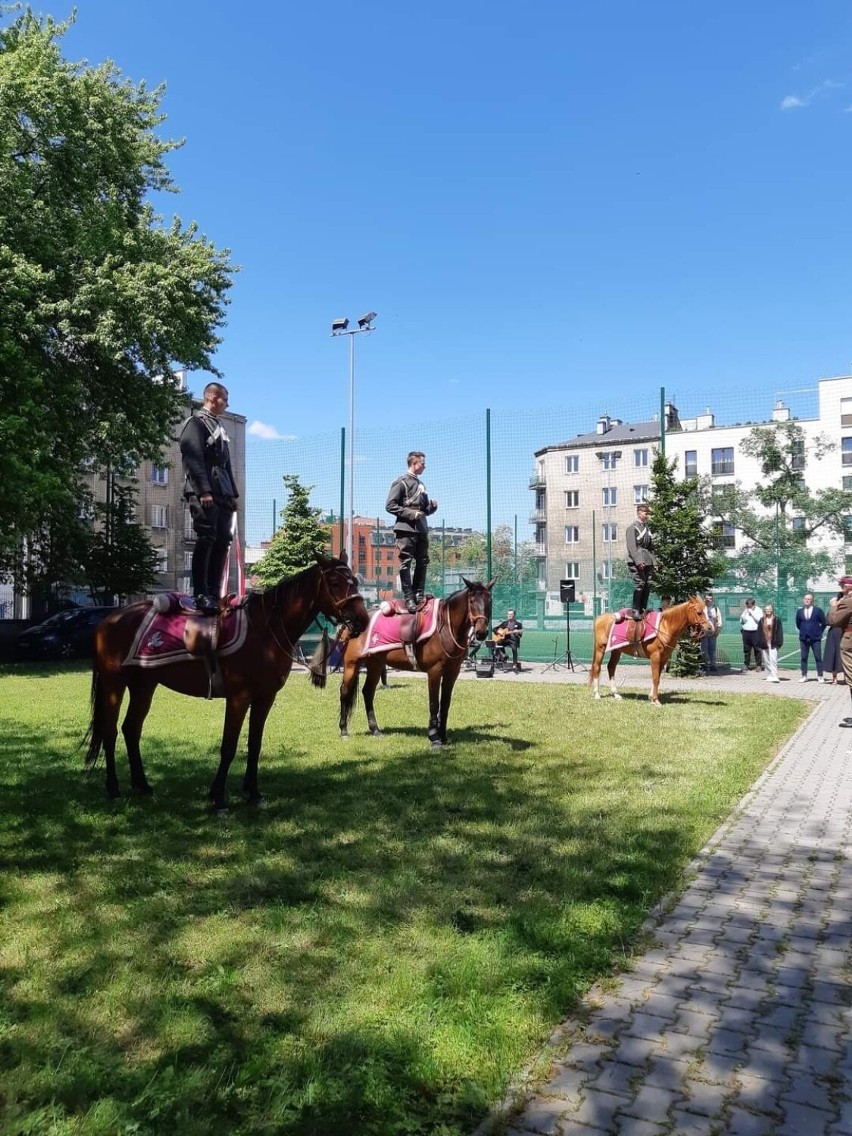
[713,421,852,594]
[0,9,234,581]
[253,475,331,587]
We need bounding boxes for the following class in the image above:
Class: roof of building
[535,418,663,456]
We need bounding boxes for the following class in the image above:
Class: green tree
[650,451,727,675]
[85,480,159,603]
[0,9,234,582]
[713,421,852,595]
[253,475,331,586]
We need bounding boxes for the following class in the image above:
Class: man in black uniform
[179,382,239,614]
[385,451,438,613]
[626,501,656,619]
[493,609,523,672]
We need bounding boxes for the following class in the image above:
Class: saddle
[381,598,430,646]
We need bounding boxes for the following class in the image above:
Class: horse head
[685,595,713,639]
[461,576,496,640]
[314,553,369,636]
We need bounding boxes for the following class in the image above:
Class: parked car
[17,607,117,661]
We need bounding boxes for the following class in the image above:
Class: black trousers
[741,629,762,668]
[396,532,430,598]
[188,497,235,598]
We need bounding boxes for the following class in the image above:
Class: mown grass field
[0,664,807,1136]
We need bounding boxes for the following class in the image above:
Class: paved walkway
[470,667,852,1136]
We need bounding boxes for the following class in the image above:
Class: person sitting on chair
[494,609,523,672]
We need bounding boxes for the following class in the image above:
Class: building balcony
[531,542,547,558]
[529,472,546,489]
[529,508,547,524]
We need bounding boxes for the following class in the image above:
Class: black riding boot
[630,586,644,620]
[399,562,417,613]
[412,559,428,605]
[192,544,218,614]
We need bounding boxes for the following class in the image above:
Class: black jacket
[180,410,238,501]
[385,472,436,535]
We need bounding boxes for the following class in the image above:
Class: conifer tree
[253,475,330,587]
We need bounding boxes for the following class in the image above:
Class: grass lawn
[0,664,807,1136]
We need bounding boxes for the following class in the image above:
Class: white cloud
[247,419,296,441]
[780,79,843,111]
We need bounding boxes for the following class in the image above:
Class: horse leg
[339,658,360,738]
[242,693,275,805]
[209,692,251,813]
[608,650,623,700]
[121,679,157,795]
[649,651,663,706]
[363,660,383,736]
[98,670,126,798]
[437,670,459,745]
[589,639,604,699]
[426,670,443,748]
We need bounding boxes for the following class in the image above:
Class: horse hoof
[429,739,443,749]
[369,729,383,738]
[246,795,266,808]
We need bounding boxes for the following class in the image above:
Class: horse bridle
[315,564,365,633]
[437,590,489,659]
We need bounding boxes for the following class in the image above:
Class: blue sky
[36,1,852,540]
[54,1,852,437]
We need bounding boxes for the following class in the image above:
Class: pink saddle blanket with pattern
[124,595,248,667]
[606,609,662,654]
[360,598,439,657]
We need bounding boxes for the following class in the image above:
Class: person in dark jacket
[756,602,784,682]
[385,451,437,613]
[179,382,238,614]
[625,502,656,619]
[795,592,827,682]
[829,577,852,724]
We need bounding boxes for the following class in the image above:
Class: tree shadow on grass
[0,690,746,1136]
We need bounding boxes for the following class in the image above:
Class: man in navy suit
[795,592,827,683]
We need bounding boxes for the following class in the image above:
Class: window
[684,450,697,477]
[845,517,852,543]
[602,522,617,542]
[712,522,736,549]
[602,487,617,507]
[634,449,649,468]
[564,525,579,544]
[843,438,852,467]
[711,447,735,476]
[842,398,852,427]
[184,508,194,539]
[634,484,649,504]
[152,465,168,485]
[565,455,579,474]
[600,559,613,579]
[155,547,168,571]
[564,490,579,509]
[565,561,579,579]
[600,452,619,470]
[183,551,193,571]
[77,500,94,521]
[151,504,168,530]
[844,475,852,491]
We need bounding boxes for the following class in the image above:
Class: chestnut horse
[589,597,712,706]
[85,554,368,811]
[338,578,495,747]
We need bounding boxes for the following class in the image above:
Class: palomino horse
[338,578,495,747]
[85,554,369,811]
[589,597,713,706]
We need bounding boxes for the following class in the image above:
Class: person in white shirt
[739,597,763,671]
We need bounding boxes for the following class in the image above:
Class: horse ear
[486,578,497,591]
[339,550,348,566]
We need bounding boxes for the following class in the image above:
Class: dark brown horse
[589,597,713,706]
[85,554,368,811]
[338,578,495,747]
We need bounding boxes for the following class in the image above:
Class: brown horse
[85,554,369,811]
[589,597,713,706]
[338,578,495,747]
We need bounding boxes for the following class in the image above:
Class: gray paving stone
[515,1095,572,1135]
[619,1082,684,1120]
[587,1061,639,1098]
[667,1108,719,1134]
[678,1078,728,1116]
[773,1098,834,1136]
[725,1106,780,1135]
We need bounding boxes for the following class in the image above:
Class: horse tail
[83,666,104,766]
[307,628,329,689]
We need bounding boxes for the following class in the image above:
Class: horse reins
[252,563,364,663]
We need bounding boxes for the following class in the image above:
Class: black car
[17,607,118,661]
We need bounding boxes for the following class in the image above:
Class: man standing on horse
[386,451,438,614]
[180,381,239,614]
[626,501,656,619]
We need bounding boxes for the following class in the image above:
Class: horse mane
[247,558,335,685]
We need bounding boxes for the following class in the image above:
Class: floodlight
[357,311,377,329]
[331,317,349,333]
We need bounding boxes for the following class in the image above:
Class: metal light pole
[331,313,377,566]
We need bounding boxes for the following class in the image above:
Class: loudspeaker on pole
[559,578,576,604]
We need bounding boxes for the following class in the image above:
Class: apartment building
[531,376,852,613]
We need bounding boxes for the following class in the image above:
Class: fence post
[486,408,492,583]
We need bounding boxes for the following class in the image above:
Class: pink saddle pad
[123,595,248,667]
[606,609,662,653]
[361,598,439,657]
